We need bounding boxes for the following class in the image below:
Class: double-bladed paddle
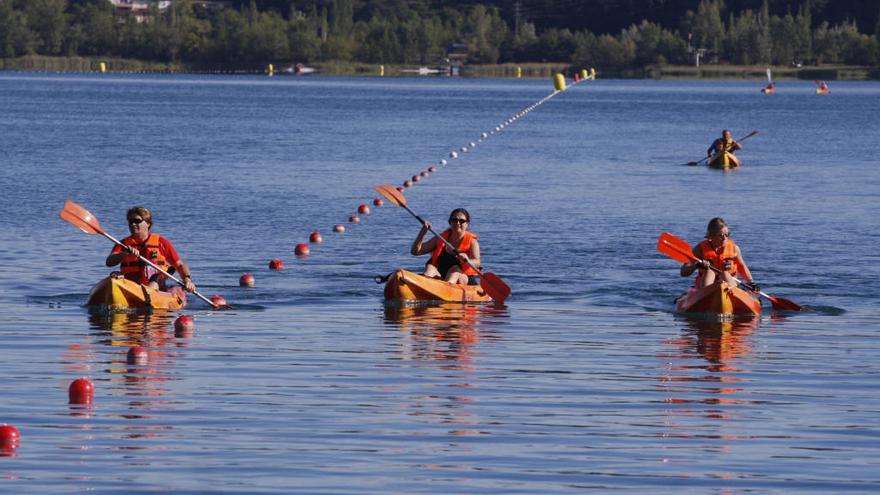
[682,130,758,166]
[656,231,803,311]
[373,184,511,304]
[59,200,223,309]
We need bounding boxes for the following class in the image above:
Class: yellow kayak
[708,151,741,169]
[87,275,187,311]
[675,282,761,317]
[384,269,491,303]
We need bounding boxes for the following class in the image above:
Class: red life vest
[695,239,739,286]
[120,233,172,284]
[428,230,478,276]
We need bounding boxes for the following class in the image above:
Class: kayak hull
[384,269,491,303]
[708,151,740,169]
[675,282,761,317]
[87,276,187,311]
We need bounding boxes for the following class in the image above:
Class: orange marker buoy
[210,295,227,307]
[295,243,310,256]
[333,224,345,233]
[420,171,429,177]
[239,273,255,287]
[358,204,370,215]
[309,231,323,243]
[349,215,360,223]
[412,175,420,182]
[428,166,436,173]
[127,346,148,365]
[373,198,383,206]
[396,186,404,192]
[69,378,94,404]
[269,258,284,270]
[403,180,412,188]
[174,315,194,333]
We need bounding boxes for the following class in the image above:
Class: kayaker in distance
[708,129,742,168]
[410,208,480,285]
[679,217,755,289]
[105,206,197,293]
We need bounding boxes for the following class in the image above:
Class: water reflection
[660,316,761,423]
[69,312,191,451]
[382,303,508,436]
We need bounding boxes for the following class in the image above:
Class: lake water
[1,73,878,493]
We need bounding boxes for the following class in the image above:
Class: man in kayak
[707,129,742,167]
[105,206,197,293]
[410,208,481,285]
[679,217,755,289]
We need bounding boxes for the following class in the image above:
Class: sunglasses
[449,218,468,225]
[128,218,146,225]
[711,231,730,238]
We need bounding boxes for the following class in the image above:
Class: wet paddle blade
[59,200,103,235]
[373,184,406,207]
[657,232,696,264]
[765,293,804,311]
[481,272,511,304]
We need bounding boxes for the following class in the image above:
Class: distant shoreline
[2,55,878,81]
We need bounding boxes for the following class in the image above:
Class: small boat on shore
[383,269,491,303]
[675,282,761,317]
[87,275,187,311]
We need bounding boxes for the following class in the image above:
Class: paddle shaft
[402,204,487,277]
[101,230,217,308]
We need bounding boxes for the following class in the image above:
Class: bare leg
[424,264,442,279]
[445,266,468,285]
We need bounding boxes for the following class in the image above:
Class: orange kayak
[384,269,491,303]
[675,282,760,316]
[87,275,186,311]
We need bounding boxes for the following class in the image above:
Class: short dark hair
[448,208,470,224]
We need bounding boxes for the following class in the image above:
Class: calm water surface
[0,73,879,493]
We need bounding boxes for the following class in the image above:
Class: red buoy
[210,295,227,308]
[412,175,420,182]
[358,204,370,215]
[396,186,404,192]
[309,231,322,243]
[0,424,20,451]
[69,378,94,404]
[269,258,284,270]
[349,215,360,223]
[295,243,310,256]
[428,166,437,173]
[420,171,429,177]
[373,198,383,206]
[239,273,255,287]
[127,346,148,365]
[403,180,412,188]
[333,224,345,233]
[174,314,194,333]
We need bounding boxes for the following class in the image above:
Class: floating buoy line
[257,71,596,281]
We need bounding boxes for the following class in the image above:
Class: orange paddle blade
[59,200,104,235]
[481,272,511,304]
[373,184,407,207]
[765,293,804,311]
[657,232,696,264]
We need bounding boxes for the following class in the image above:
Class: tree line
[1,0,877,69]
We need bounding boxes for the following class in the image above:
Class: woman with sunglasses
[679,217,755,289]
[410,208,481,285]
[105,206,197,293]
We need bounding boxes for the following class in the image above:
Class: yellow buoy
[553,73,566,91]
[267,63,274,76]
[591,67,597,79]
[581,69,588,80]
[380,65,385,77]
[99,62,106,73]
[516,66,522,79]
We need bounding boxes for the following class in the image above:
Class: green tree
[25,0,66,55]
[0,1,34,57]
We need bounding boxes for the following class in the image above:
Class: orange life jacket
[428,230,478,276]
[714,138,736,153]
[120,233,172,284]
[695,239,739,286]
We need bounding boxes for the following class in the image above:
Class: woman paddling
[105,206,197,293]
[707,129,743,168]
[680,217,755,289]
[410,208,481,285]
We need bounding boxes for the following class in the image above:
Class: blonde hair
[127,206,152,227]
